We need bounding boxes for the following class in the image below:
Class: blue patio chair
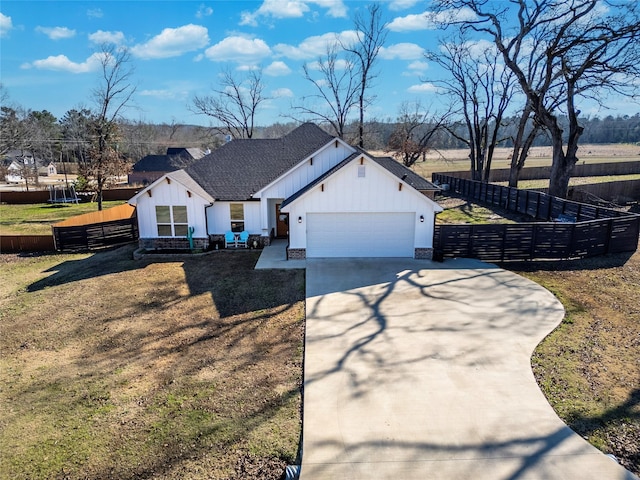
[238,231,249,248]
[224,230,237,248]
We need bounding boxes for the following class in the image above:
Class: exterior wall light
[420,215,424,223]
[298,216,303,223]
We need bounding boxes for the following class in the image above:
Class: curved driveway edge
[300,258,638,480]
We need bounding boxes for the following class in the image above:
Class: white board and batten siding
[256,141,353,201]
[205,201,261,235]
[134,178,210,238]
[284,158,441,257]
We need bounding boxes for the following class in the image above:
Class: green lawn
[0,247,304,480]
[0,201,125,235]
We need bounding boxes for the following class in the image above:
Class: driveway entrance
[300,258,636,479]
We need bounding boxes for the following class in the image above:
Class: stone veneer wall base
[414,248,434,260]
[139,237,209,251]
[287,248,306,260]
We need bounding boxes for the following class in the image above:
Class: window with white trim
[230,203,245,232]
[156,205,188,236]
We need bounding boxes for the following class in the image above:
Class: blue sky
[0,0,637,127]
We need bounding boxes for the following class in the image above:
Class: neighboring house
[128,147,206,185]
[5,160,26,183]
[128,123,442,259]
[3,151,40,183]
[37,162,57,176]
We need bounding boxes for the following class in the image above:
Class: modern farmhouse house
[128,123,442,259]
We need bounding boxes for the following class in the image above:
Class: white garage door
[307,212,415,258]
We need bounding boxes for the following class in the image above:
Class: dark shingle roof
[133,148,205,172]
[371,156,439,191]
[185,123,334,201]
[166,147,206,160]
[133,155,175,172]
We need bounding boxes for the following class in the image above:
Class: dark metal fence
[52,218,138,252]
[432,174,640,262]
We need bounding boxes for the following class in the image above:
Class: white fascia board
[127,170,215,205]
[252,137,356,199]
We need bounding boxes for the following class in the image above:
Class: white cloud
[0,13,13,38]
[89,30,125,45]
[272,87,294,98]
[35,26,76,40]
[408,83,439,93]
[240,0,347,27]
[274,30,358,60]
[388,8,477,32]
[403,60,429,76]
[24,52,104,74]
[388,13,431,32]
[236,64,261,71]
[388,0,421,11]
[264,61,292,76]
[139,88,188,100]
[87,8,103,19]
[131,24,209,59]
[196,4,213,18]
[408,60,429,71]
[205,36,271,63]
[379,43,425,60]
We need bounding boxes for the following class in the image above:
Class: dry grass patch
[0,246,304,480]
[509,250,640,475]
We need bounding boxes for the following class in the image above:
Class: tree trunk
[548,136,573,198]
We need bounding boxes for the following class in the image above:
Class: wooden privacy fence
[432,174,640,262]
[436,160,640,182]
[52,204,138,252]
[1,235,55,253]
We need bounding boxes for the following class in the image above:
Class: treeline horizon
[2,109,639,164]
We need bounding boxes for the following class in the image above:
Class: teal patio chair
[224,231,237,248]
[237,231,249,248]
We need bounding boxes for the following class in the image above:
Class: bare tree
[386,101,450,167]
[507,103,542,187]
[342,3,388,148]
[87,44,136,210]
[192,70,267,139]
[427,36,514,182]
[436,0,640,198]
[293,42,360,139]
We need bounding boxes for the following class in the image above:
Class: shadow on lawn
[26,245,302,319]
[26,244,144,292]
[17,245,305,480]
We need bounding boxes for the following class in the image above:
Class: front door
[275,203,289,238]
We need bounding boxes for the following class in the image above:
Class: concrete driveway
[300,258,637,480]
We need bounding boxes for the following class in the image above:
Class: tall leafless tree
[386,101,451,167]
[294,42,360,139]
[89,44,136,210]
[427,36,514,182]
[342,3,388,148]
[436,0,640,198]
[192,70,267,139]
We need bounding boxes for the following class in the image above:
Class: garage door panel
[307,213,415,258]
